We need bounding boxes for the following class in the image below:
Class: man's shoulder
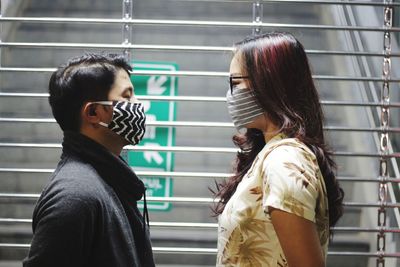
[40,155,110,206]
[55,155,100,181]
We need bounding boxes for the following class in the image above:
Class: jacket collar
[62,131,145,201]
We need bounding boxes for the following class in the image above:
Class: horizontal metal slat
[1,93,400,108]
[0,243,30,249]
[0,243,398,257]
[1,17,400,32]
[1,42,399,57]
[0,194,398,208]
[185,0,400,7]
[0,168,399,183]
[0,67,399,82]
[0,42,233,52]
[263,0,400,6]
[0,218,399,233]
[0,143,398,158]
[1,119,400,133]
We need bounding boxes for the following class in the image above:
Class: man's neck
[80,128,124,156]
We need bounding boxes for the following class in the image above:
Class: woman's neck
[263,124,281,143]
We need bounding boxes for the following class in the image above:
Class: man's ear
[82,103,100,125]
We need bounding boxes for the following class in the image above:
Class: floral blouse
[217,134,329,266]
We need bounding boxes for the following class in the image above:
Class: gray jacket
[23,132,155,267]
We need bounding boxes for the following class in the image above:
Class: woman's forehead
[230,53,244,74]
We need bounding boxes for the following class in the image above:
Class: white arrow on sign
[147,75,167,95]
[144,143,164,165]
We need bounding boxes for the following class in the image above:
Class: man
[23,53,155,267]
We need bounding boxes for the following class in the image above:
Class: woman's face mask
[91,100,146,145]
[226,86,264,130]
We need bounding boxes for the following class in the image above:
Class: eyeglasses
[229,75,249,94]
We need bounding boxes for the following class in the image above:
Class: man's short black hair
[48,53,132,132]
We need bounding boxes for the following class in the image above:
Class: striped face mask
[92,101,146,145]
[226,87,264,130]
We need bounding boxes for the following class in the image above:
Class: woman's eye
[232,81,241,87]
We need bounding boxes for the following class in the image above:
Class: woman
[214,32,344,267]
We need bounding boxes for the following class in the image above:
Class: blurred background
[0,0,400,266]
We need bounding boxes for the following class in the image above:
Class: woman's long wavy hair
[213,32,344,228]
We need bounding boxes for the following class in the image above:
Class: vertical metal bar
[122,0,133,62]
[0,0,3,67]
[121,0,133,161]
[377,1,392,266]
[0,0,3,90]
[252,1,263,35]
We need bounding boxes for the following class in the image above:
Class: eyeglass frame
[229,75,250,94]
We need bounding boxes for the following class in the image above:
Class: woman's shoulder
[270,137,311,151]
[263,138,317,168]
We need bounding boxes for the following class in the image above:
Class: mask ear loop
[98,121,109,127]
[93,101,113,106]
[89,101,114,128]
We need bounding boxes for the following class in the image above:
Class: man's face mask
[226,86,264,130]
[91,101,146,145]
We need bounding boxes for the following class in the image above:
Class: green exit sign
[128,61,178,211]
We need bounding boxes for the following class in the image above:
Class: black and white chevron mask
[93,101,146,145]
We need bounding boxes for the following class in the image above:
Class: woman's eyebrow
[229,73,243,77]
